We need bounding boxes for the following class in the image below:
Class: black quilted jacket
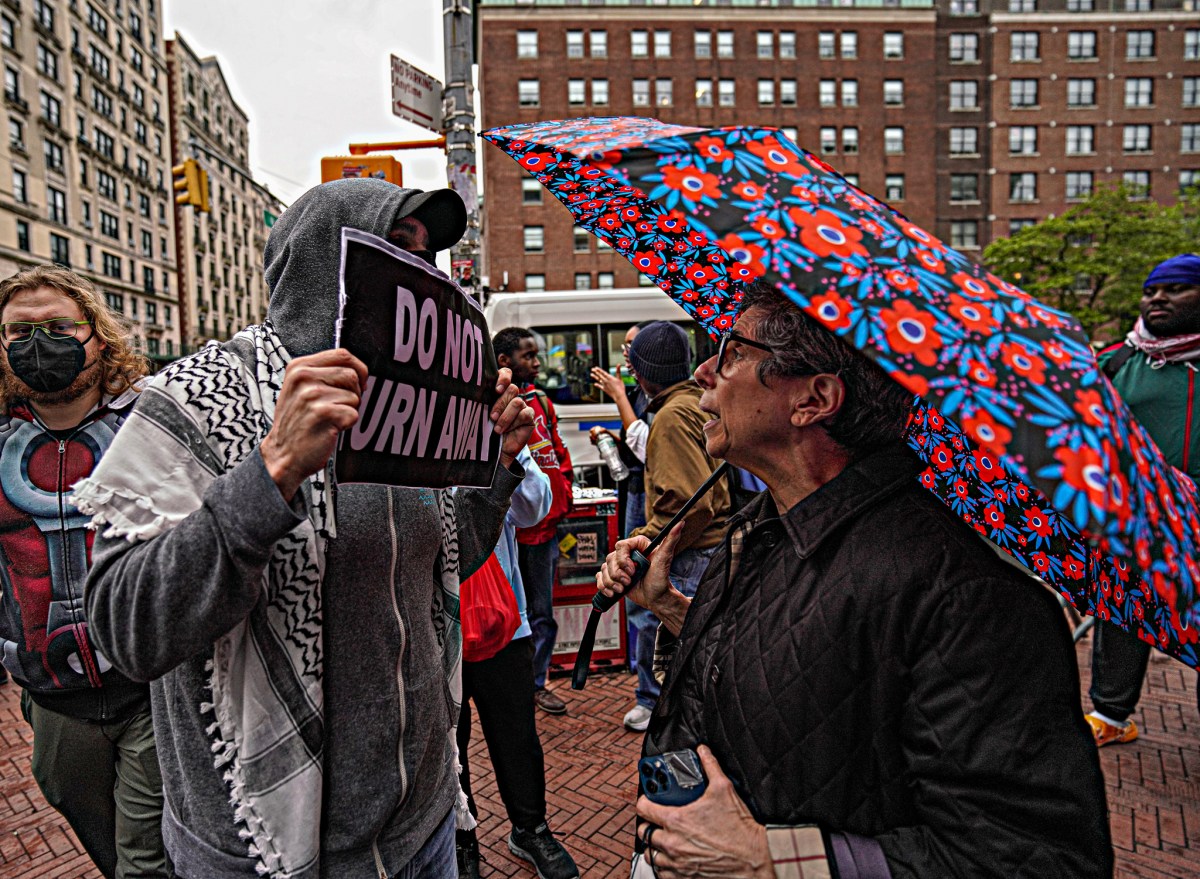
[645,445,1113,879]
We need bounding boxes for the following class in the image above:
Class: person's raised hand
[261,348,367,502]
[596,522,682,614]
[635,745,774,879]
[492,366,534,469]
[591,365,628,400]
[589,425,617,447]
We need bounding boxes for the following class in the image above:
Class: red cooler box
[549,491,625,672]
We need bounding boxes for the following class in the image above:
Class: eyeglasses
[1,318,91,344]
[716,331,775,376]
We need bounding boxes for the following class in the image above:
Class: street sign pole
[442,0,480,295]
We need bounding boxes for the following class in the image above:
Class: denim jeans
[630,545,716,710]
[518,538,559,689]
[392,809,454,879]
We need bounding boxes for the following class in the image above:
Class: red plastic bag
[460,552,520,663]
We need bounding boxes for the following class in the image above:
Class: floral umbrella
[484,116,1200,667]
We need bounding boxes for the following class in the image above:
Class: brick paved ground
[1,638,1198,879]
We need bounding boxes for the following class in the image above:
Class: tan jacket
[631,380,730,552]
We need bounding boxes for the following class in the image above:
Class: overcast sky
[163,0,455,207]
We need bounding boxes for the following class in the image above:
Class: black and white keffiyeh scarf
[74,321,468,878]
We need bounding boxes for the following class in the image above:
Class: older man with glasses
[598,282,1112,879]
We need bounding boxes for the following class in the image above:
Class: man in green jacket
[1087,252,1200,746]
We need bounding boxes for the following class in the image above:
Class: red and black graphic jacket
[0,389,148,720]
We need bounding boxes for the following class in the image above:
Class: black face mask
[6,332,88,393]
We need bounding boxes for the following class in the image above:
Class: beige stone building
[0,0,179,360]
[165,32,279,354]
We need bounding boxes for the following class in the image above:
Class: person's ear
[789,374,845,429]
[497,353,510,370]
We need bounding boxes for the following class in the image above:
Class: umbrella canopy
[484,116,1200,667]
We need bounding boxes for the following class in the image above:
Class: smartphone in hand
[638,748,707,806]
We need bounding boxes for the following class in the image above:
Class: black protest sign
[334,229,500,488]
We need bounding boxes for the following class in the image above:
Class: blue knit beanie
[627,321,692,387]
[1144,254,1200,289]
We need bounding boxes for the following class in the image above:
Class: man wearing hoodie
[79,180,534,879]
[0,265,170,878]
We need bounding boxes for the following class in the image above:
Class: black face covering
[6,332,88,393]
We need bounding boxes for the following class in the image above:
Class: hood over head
[264,179,466,356]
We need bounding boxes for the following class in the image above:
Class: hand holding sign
[492,366,534,469]
[262,348,369,501]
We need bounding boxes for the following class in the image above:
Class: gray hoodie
[84,180,518,879]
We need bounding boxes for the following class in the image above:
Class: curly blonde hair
[0,265,149,396]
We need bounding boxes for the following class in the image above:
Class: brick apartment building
[477,0,1200,294]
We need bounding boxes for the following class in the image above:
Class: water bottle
[596,432,630,481]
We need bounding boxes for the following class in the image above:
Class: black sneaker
[507,823,579,879]
[456,839,481,879]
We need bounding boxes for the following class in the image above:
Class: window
[105,291,124,313]
[1065,171,1093,200]
[9,118,22,150]
[574,273,590,291]
[695,79,713,108]
[568,79,585,106]
[1185,78,1199,108]
[694,30,711,59]
[89,44,109,79]
[141,232,152,258]
[4,65,19,102]
[780,79,797,107]
[1125,78,1153,107]
[1009,0,1035,9]
[590,30,607,59]
[884,32,904,60]
[1123,171,1151,198]
[518,80,539,107]
[1068,32,1096,60]
[757,31,773,59]
[50,234,69,268]
[592,79,608,106]
[841,31,857,59]
[573,229,590,252]
[884,80,904,106]
[654,31,671,59]
[1126,0,1151,8]
[1010,126,1038,154]
[16,220,28,252]
[885,174,905,202]
[820,127,837,155]
[781,126,799,144]
[655,78,672,107]
[1010,172,1037,202]
[780,31,796,59]
[47,186,67,223]
[1182,170,1200,193]
[631,30,648,58]
[44,138,63,171]
[1066,125,1094,154]
[565,30,583,59]
[950,174,978,202]
[1011,33,1039,62]
[718,79,735,107]
[598,272,614,290]
[523,226,544,253]
[819,80,836,107]
[950,127,978,155]
[1067,0,1094,8]
[633,79,650,107]
[100,210,118,238]
[1010,79,1039,108]
[884,127,905,154]
[1183,124,1200,153]
[33,0,53,31]
[842,80,858,107]
[40,91,61,127]
[950,81,978,110]
[12,169,26,203]
[37,44,59,81]
[950,0,979,13]
[818,31,835,60]
[524,274,545,293]
[97,169,116,199]
[844,174,860,187]
[1123,124,1152,152]
[951,221,978,249]
[1067,79,1096,107]
[1127,31,1154,60]
[1010,219,1036,235]
[1,15,12,49]
[717,31,734,59]
[92,86,113,118]
[842,127,859,154]
[139,193,150,217]
[1185,30,1200,61]
[757,80,774,107]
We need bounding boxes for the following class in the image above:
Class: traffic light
[172,158,211,212]
[320,155,403,186]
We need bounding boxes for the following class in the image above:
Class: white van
[483,288,710,479]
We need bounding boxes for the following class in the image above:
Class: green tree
[983,184,1199,342]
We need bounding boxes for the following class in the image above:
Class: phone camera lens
[645,779,659,794]
[655,770,669,788]
[640,764,654,776]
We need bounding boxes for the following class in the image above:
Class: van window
[534,328,597,404]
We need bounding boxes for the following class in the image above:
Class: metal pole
[443,0,480,294]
